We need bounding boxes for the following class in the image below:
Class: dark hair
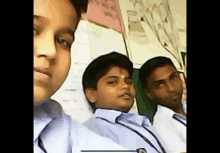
[139,56,176,89]
[82,51,133,111]
[69,0,88,20]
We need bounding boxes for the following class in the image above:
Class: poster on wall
[81,0,128,59]
[117,0,185,70]
[82,0,124,33]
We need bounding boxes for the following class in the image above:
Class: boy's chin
[117,106,131,113]
[34,86,52,105]
[119,109,130,113]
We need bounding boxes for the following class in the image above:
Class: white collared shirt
[84,109,166,153]
[152,102,187,153]
[34,99,127,153]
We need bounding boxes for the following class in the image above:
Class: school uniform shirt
[83,109,166,153]
[153,102,187,153]
[34,99,128,153]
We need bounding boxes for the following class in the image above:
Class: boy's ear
[144,88,153,100]
[85,88,97,103]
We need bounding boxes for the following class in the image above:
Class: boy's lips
[34,67,52,77]
[34,67,52,82]
[119,93,133,99]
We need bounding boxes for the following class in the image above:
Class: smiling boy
[139,56,187,153]
[34,0,128,152]
[83,52,166,153]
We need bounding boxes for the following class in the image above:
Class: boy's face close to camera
[88,66,136,112]
[34,0,78,104]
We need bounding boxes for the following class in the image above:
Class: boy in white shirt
[139,56,187,153]
[82,52,166,153]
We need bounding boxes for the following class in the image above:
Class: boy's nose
[166,81,175,92]
[35,34,56,60]
[121,80,129,89]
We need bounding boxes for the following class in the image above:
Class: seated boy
[83,52,166,153]
[34,0,128,152]
[139,56,187,153]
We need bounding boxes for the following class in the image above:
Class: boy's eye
[33,27,37,35]
[126,79,133,85]
[155,83,164,89]
[171,76,177,80]
[108,80,117,84]
[170,73,179,80]
[33,25,40,35]
[58,37,71,48]
[57,36,72,50]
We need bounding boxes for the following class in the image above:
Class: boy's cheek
[34,85,52,104]
[34,78,58,104]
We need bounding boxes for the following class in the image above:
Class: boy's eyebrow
[152,72,177,85]
[153,79,165,85]
[105,75,131,80]
[58,28,75,40]
[34,15,75,39]
[125,76,131,79]
[34,15,48,22]
[105,76,119,79]
[169,71,178,78]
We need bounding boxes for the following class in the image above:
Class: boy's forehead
[34,0,78,30]
[104,66,130,77]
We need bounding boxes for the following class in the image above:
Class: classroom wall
[51,0,186,123]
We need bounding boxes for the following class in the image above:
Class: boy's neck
[172,102,186,117]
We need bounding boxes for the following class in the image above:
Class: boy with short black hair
[139,56,186,153]
[83,52,166,153]
[82,51,134,113]
[34,0,128,152]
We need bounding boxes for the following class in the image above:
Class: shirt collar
[121,113,151,127]
[34,99,63,141]
[95,109,122,124]
[95,109,151,127]
[157,102,187,119]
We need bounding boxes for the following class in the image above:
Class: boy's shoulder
[38,99,87,132]
[83,116,110,131]
[83,109,123,134]
[36,100,127,151]
[83,116,103,133]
